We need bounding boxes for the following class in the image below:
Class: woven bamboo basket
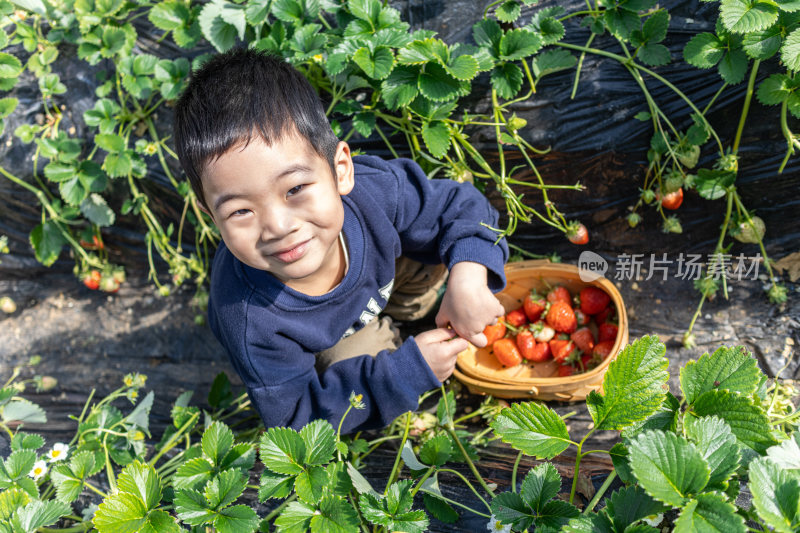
[454,259,628,402]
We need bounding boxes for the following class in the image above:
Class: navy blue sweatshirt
[207,155,508,433]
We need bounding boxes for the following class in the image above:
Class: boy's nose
[260,206,298,240]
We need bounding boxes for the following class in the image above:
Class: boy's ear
[334,141,354,196]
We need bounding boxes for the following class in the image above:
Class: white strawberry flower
[486,515,512,533]
[29,460,47,480]
[47,442,69,462]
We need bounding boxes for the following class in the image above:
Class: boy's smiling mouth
[271,239,311,263]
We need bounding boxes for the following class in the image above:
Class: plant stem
[384,412,412,495]
[511,450,523,493]
[568,428,595,504]
[583,470,616,513]
[732,59,760,156]
[443,425,495,498]
[263,493,297,522]
[147,411,199,467]
[438,468,491,510]
[409,466,436,497]
[570,33,596,100]
[419,487,491,518]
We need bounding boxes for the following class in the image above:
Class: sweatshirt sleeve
[385,157,509,292]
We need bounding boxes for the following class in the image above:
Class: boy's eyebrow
[212,163,313,211]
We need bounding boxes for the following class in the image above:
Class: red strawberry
[567,222,589,245]
[593,340,615,360]
[557,365,575,377]
[545,301,577,334]
[580,353,599,372]
[570,327,595,354]
[659,188,683,210]
[593,306,615,325]
[483,321,506,345]
[523,290,546,322]
[579,287,611,315]
[547,286,571,305]
[527,341,552,363]
[549,337,577,363]
[598,322,619,343]
[516,330,536,359]
[505,307,528,328]
[82,270,101,290]
[493,338,522,367]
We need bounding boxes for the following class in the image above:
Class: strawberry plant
[0,335,798,531]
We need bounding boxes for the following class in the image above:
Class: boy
[173,47,508,433]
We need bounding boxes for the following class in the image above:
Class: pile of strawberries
[482,285,619,377]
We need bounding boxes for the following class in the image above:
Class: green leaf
[198,1,238,53]
[208,373,233,409]
[718,49,749,84]
[491,62,523,99]
[259,427,305,476]
[352,112,375,138]
[386,479,414,515]
[294,465,327,504]
[203,421,234,466]
[148,1,189,31]
[742,24,782,59]
[10,433,45,452]
[138,510,180,533]
[680,346,762,405]
[274,500,315,532]
[609,442,635,484]
[532,49,577,80]
[490,401,571,459]
[9,0,46,15]
[11,500,70,532]
[782,27,800,71]
[3,450,36,481]
[418,62,462,102]
[381,65,419,110]
[80,193,115,227]
[674,492,747,533]
[353,46,394,80]
[2,399,46,425]
[422,494,458,524]
[605,485,668,532]
[684,33,725,68]
[529,10,566,45]
[520,463,560,513]
[259,469,294,501]
[311,494,361,532]
[721,0,778,33]
[299,419,335,466]
[172,457,214,490]
[766,431,800,470]
[628,430,710,506]
[213,505,259,533]
[495,0,521,23]
[638,43,671,66]
[587,335,669,431]
[205,469,245,509]
[0,53,22,78]
[419,434,452,466]
[643,9,669,42]
[44,162,75,183]
[436,389,456,426]
[693,169,735,200]
[59,177,88,206]
[622,392,680,439]
[748,456,800,532]
[563,512,614,533]
[117,461,162,511]
[446,54,478,81]
[30,221,66,267]
[93,491,148,532]
[472,19,502,51]
[0,97,17,118]
[684,415,740,487]
[604,7,640,39]
[174,488,214,525]
[421,120,450,158]
[691,389,777,453]
[538,499,580,530]
[95,133,125,153]
[757,74,796,105]
[499,28,542,61]
[0,488,29,520]
[491,491,535,531]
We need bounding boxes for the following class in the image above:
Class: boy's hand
[415,328,469,382]
[435,261,505,348]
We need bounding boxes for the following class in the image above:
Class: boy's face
[200,132,354,295]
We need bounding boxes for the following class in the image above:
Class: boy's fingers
[419,327,458,344]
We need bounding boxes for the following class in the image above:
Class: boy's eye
[287,184,304,196]
[229,209,250,218]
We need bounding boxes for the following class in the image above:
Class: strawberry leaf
[781,27,800,71]
[605,485,668,531]
[520,463,561,513]
[638,42,671,66]
[628,430,710,506]
[673,492,746,533]
[423,494,458,524]
[720,0,778,33]
[495,0,521,23]
[742,24,782,59]
[381,65,419,110]
[353,46,394,80]
[532,49,577,80]
[684,33,725,68]
[172,457,214,490]
[693,169,735,200]
[643,9,669,43]
[419,434,452,466]
[258,470,294,501]
[204,469,246,510]
[691,389,777,453]
[748,456,800,531]
[718,48,749,84]
[259,427,306,476]
[11,500,71,532]
[490,62,523,99]
[294,465,327,504]
[212,505,259,533]
[50,451,96,503]
[311,494,362,532]
[490,401,571,459]
[586,335,669,431]
[299,419,336,466]
[421,120,450,158]
[418,62,462,102]
[757,74,796,105]
[766,431,800,470]
[680,346,762,405]
[562,512,614,533]
[274,500,316,531]
[684,415,740,488]
[116,461,162,511]
[490,492,535,531]
[203,421,234,467]
[499,28,542,61]
[622,392,680,439]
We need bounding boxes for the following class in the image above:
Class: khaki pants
[315,257,448,372]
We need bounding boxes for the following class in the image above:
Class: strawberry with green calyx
[99,276,120,293]
[505,307,528,328]
[627,212,641,228]
[545,301,577,334]
[492,338,522,367]
[517,330,552,362]
[549,335,578,363]
[483,320,507,345]
[566,221,589,245]
[523,289,546,322]
[731,215,765,244]
[82,270,101,290]
[570,327,595,354]
[598,322,619,343]
[546,286,571,305]
[662,215,682,234]
[530,320,555,342]
[578,286,610,315]
[641,188,656,204]
[767,282,788,304]
[658,188,683,210]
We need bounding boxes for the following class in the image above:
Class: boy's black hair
[173,47,340,210]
